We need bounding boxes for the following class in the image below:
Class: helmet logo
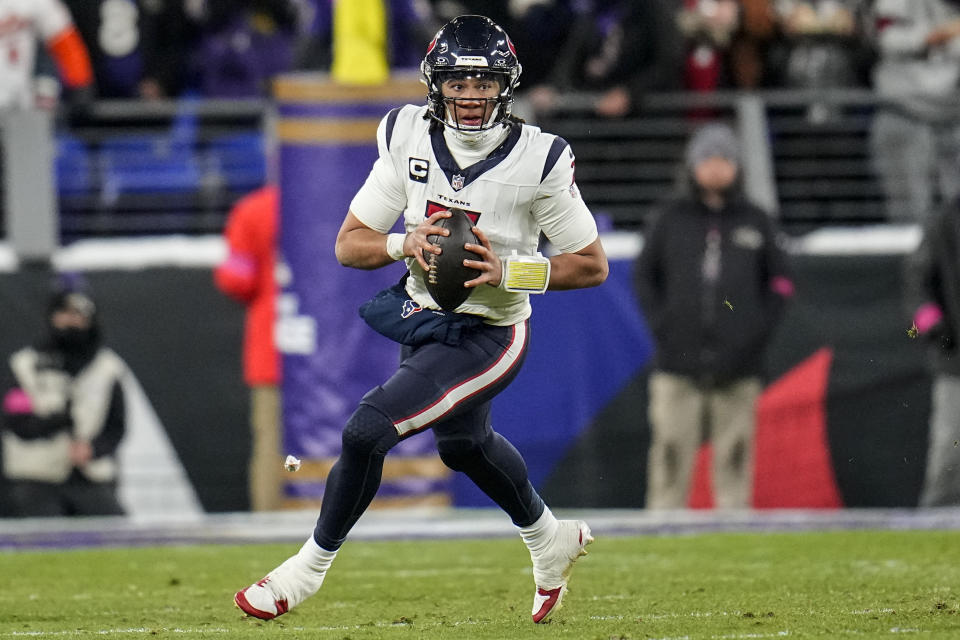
[454,55,489,67]
[434,56,449,66]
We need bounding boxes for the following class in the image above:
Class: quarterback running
[235,14,608,624]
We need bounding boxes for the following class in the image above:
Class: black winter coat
[904,201,960,376]
[634,195,791,385]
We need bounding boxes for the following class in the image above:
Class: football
[425,208,481,310]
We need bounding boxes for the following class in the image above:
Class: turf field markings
[850,608,896,615]
[631,630,791,640]
[345,567,501,578]
[616,610,738,620]
[710,633,790,638]
[3,629,232,637]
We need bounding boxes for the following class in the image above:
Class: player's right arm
[335,209,449,271]
[337,107,448,271]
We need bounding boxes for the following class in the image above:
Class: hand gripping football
[426,208,482,311]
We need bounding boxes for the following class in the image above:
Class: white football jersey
[350,105,598,325]
[0,0,72,109]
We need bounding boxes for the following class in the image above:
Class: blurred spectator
[393,0,445,69]
[676,0,741,92]
[63,0,165,99]
[189,0,299,98]
[291,0,332,70]
[869,0,960,222]
[524,0,683,118]
[729,0,778,88]
[634,123,793,509]
[768,0,873,122]
[505,0,576,88]
[214,185,282,512]
[2,0,93,110]
[904,197,960,507]
[428,0,513,31]
[0,279,130,517]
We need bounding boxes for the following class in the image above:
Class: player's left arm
[465,222,608,290]
[529,143,609,290]
[545,237,608,290]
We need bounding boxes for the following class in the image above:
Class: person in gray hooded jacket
[0,281,129,517]
[634,123,794,509]
[870,0,960,222]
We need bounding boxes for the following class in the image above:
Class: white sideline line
[4,507,960,552]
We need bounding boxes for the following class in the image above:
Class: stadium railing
[2,87,956,258]
[44,99,272,246]
[526,87,929,234]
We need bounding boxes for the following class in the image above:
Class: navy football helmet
[421,15,522,132]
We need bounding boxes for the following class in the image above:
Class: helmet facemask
[426,69,517,134]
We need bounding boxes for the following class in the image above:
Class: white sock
[296,536,338,574]
[518,507,559,556]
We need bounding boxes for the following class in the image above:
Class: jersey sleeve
[348,109,408,233]
[531,142,599,254]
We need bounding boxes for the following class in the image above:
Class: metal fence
[531,88,894,233]
[55,99,271,243]
[2,88,954,259]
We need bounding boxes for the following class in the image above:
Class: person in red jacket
[214,185,281,511]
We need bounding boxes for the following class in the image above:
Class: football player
[235,14,608,625]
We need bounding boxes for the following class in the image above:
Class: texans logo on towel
[401,299,422,318]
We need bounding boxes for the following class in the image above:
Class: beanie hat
[685,123,740,170]
[48,273,97,320]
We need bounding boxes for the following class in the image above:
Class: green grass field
[1,529,958,639]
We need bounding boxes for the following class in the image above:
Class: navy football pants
[314,320,545,550]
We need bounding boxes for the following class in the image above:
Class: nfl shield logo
[452,173,465,191]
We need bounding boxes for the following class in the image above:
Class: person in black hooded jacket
[904,196,960,506]
[0,279,129,517]
[634,122,793,509]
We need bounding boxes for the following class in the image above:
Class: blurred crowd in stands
[34,0,878,110]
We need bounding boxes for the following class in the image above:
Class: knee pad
[342,404,398,457]
[436,437,480,471]
[436,426,494,471]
